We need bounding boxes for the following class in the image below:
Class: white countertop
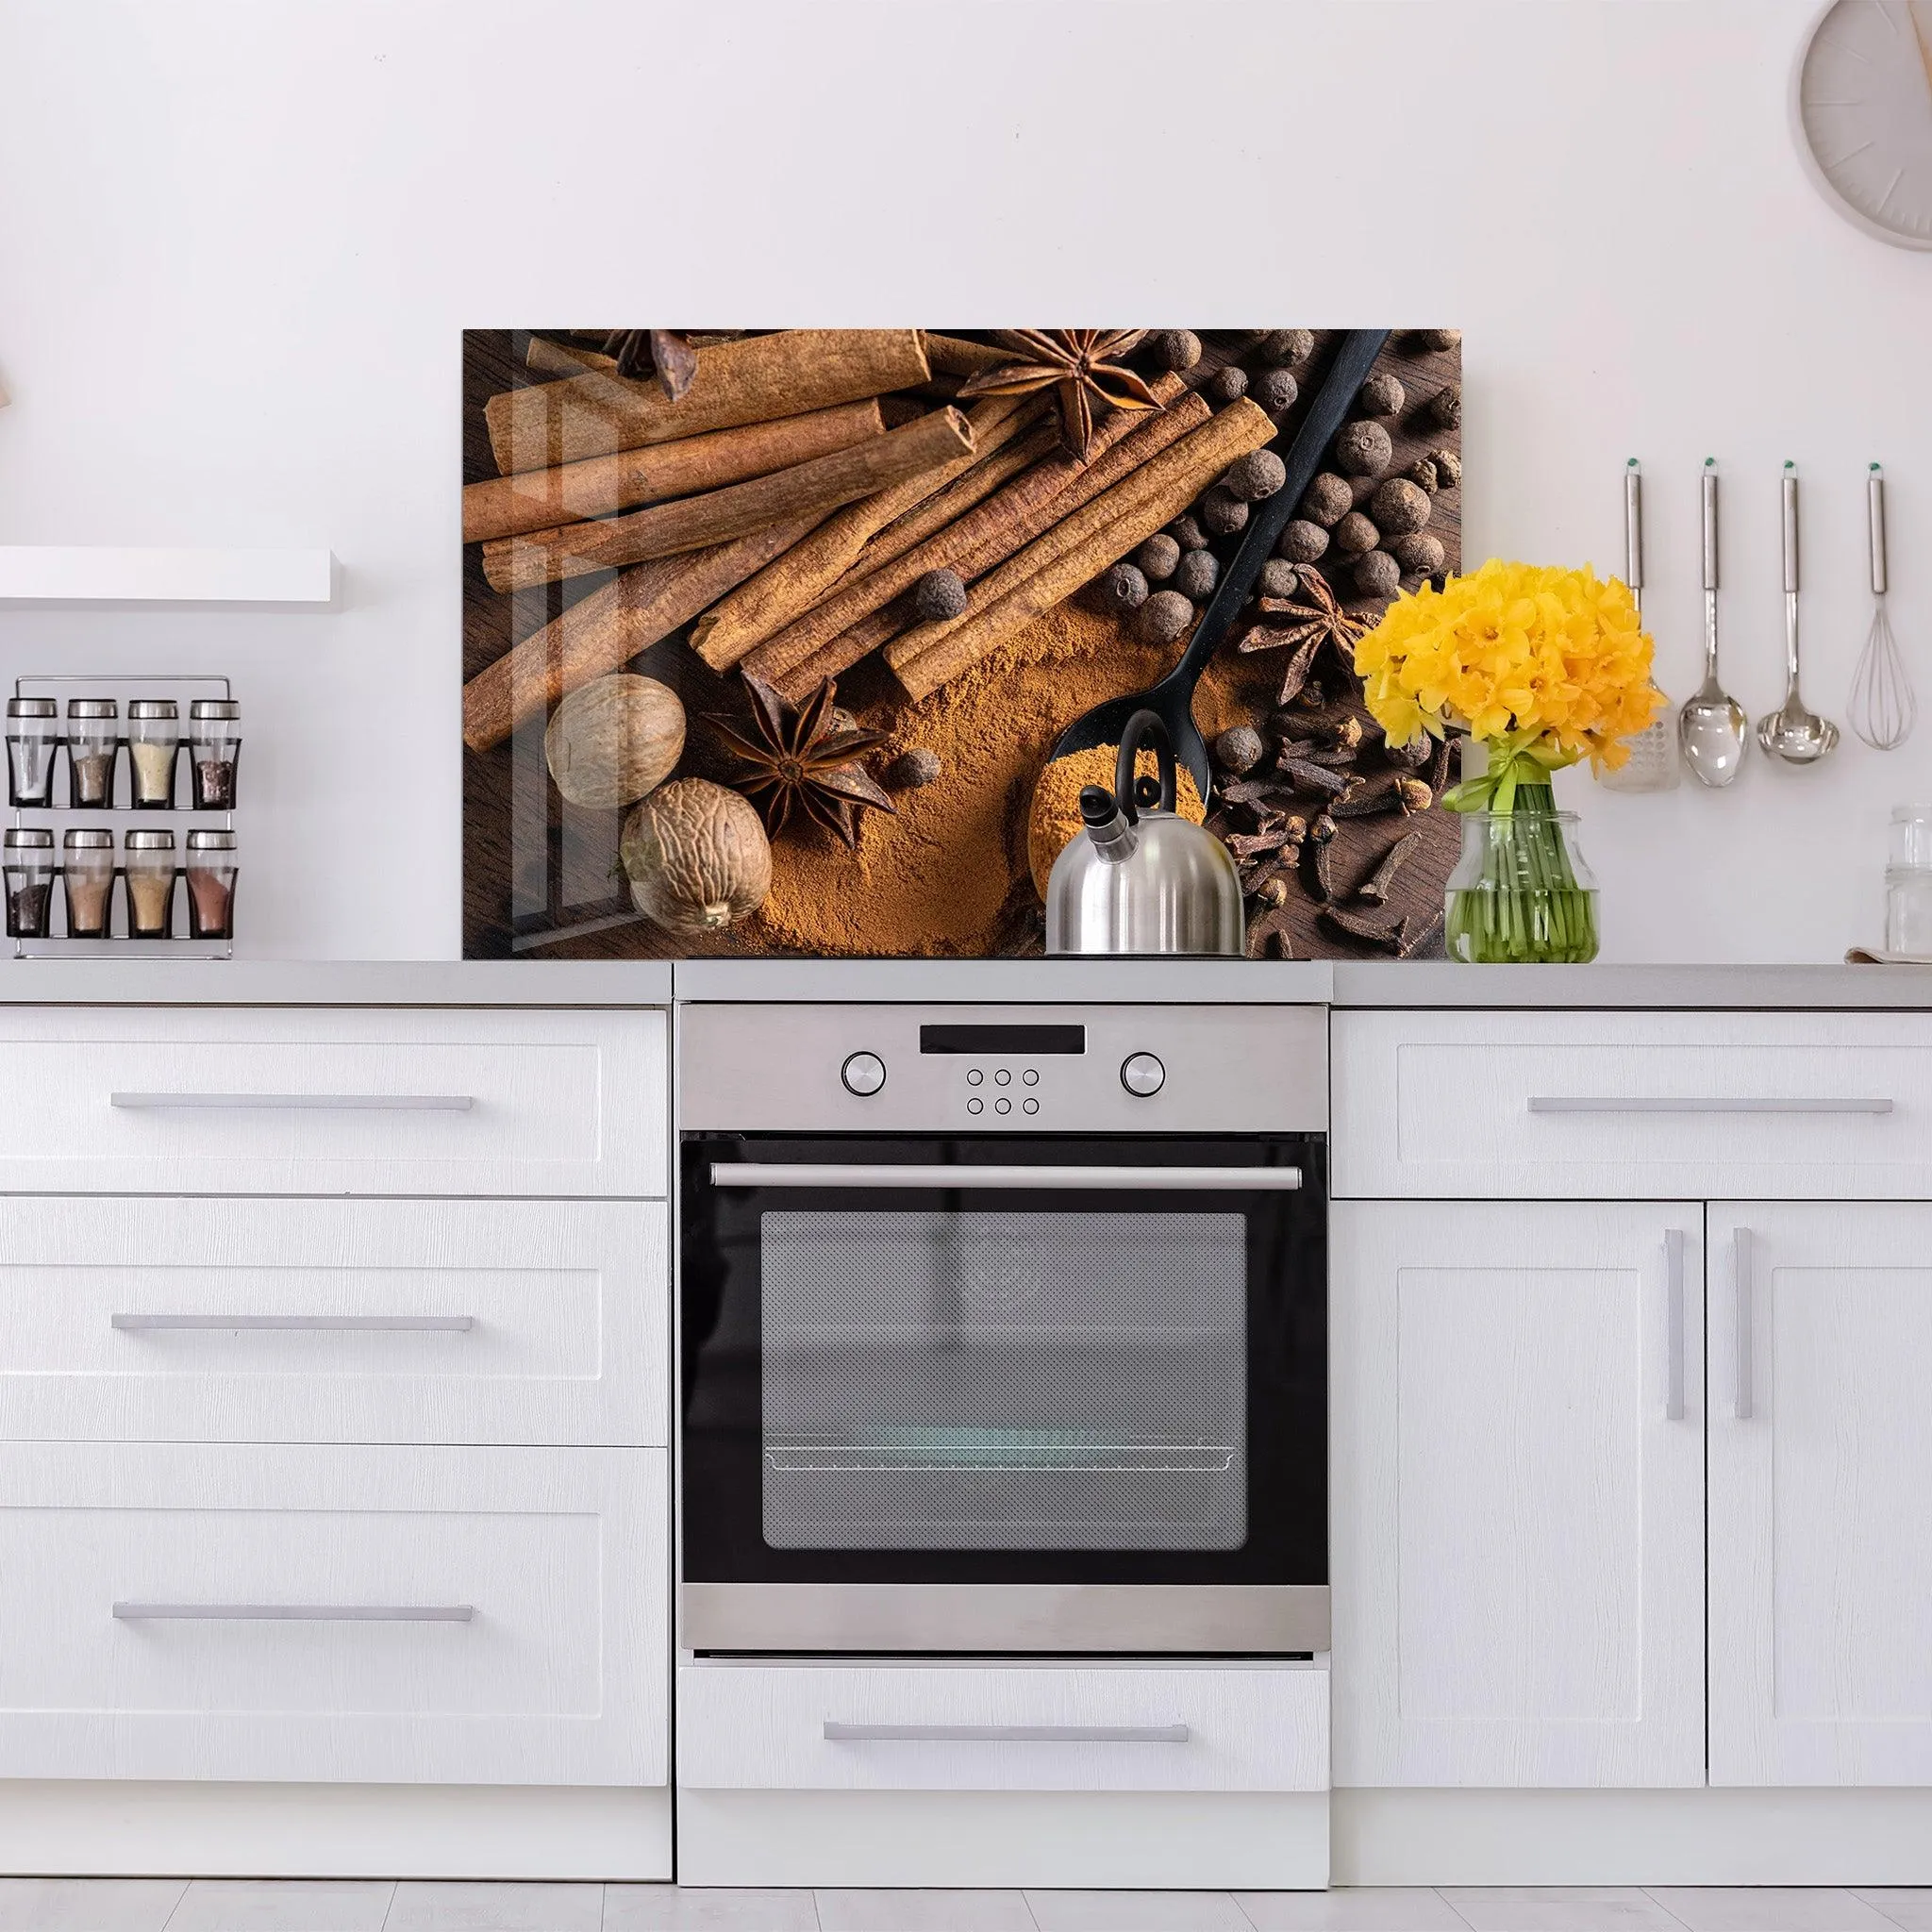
[0,959,675,1007]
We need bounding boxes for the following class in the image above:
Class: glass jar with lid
[123,828,177,938]
[127,699,181,808]
[185,828,238,940]
[6,698,59,808]
[1886,804,1932,959]
[188,698,241,809]
[66,698,119,808]
[61,828,116,938]
[3,828,56,939]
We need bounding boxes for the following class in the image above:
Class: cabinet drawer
[676,1659,1326,1792]
[1336,1009,1932,1199]
[0,1008,664,1196]
[0,1442,666,1786]
[0,1197,665,1446]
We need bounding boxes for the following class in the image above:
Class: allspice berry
[1277,519,1330,563]
[881,746,942,791]
[1334,419,1394,478]
[1355,549,1402,599]
[1251,368,1299,414]
[1147,328,1202,372]
[1391,531,1446,577]
[1257,558,1300,599]
[1136,533,1181,582]
[1262,328,1315,364]
[1428,384,1462,430]
[1412,327,1461,353]
[1357,372,1406,417]
[1168,514,1208,551]
[1222,448,1288,502]
[1300,473,1353,528]
[1174,548,1220,601]
[1332,510,1380,558]
[1199,487,1248,537]
[1430,447,1462,489]
[1136,590,1193,646]
[911,568,968,622]
[1101,561,1149,613]
[1207,365,1249,402]
[1215,724,1266,775]
[1370,477,1432,538]
[1406,457,1440,494]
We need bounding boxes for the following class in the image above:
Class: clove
[1399,904,1446,957]
[1384,733,1433,770]
[1321,904,1407,953]
[1357,828,1424,905]
[1309,835,1339,902]
[1276,755,1353,799]
[1330,779,1405,818]
[1227,827,1297,859]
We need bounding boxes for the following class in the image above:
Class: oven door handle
[708,1162,1302,1191]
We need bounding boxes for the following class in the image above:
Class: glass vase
[1445,790,1600,964]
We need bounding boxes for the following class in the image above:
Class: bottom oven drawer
[0,1442,666,1786]
[676,1658,1327,1792]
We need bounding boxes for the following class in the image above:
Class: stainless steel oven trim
[710,1162,1302,1191]
[682,1582,1330,1656]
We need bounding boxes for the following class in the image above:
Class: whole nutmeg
[1430,447,1462,489]
[1136,533,1181,581]
[1412,327,1461,352]
[1215,724,1266,775]
[911,568,968,622]
[1277,519,1330,563]
[1206,365,1249,402]
[1222,448,1288,502]
[1300,472,1353,528]
[543,673,686,811]
[1262,328,1315,364]
[1146,327,1202,372]
[1101,561,1149,613]
[1406,457,1440,494]
[1168,514,1208,551]
[881,746,942,791]
[1370,477,1432,538]
[1199,487,1248,537]
[1391,531,1447,577]
[1257,558,1300,599]
[1331,510,1380,558]
[1428,384,1462,429]
[1251,367,1299,414]
[1135,590,1194,645]
[1174,548,1220,601]
[1357,372,1406,417]
[622,778,771,934]
[1334,418,1394,478]
[1355,549,1402,599]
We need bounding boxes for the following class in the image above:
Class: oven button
[966,1069,983,1086]
[1121,1052,1165,1097]
[994,1097,1011,1115]
[1022,1069,1039,1086]
[966,1096,983,1115]
[841,1052,887,1096]
[994,1069,1011,1086]
[1023,1097,1039,1115]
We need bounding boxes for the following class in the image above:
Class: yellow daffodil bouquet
[1353,558,1661,962]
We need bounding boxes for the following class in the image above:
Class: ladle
[1755,460,1839,766]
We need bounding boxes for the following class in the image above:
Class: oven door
[679,1133,1326,1654]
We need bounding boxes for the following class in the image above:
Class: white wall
[0,0,1923,963]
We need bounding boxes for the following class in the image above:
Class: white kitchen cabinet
[1332,1198,1706,1787]
[1709,1202,1932,1787]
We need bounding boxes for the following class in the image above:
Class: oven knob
[841,1052,887,1096]
[1120,1052,1165,1097]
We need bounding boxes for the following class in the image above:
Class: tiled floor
[0,1885,1925,1932]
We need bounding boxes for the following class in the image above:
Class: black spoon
[1049,327,1392,803]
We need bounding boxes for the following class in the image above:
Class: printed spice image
[461,326,1463,958]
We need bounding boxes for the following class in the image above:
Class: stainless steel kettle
[1044,709,1245,957]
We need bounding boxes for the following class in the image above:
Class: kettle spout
[1078,784,1139,864]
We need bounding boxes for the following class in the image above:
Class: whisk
[1849,462,1916,751]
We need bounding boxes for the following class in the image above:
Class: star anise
[603,328,699,401]
[710,674,897,847]
[957,329,1163,460]
[1239,565,1374,660]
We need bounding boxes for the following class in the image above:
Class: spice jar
[127,699,181,808]
[3,828,56,939]
[184,828,237,941]
[66,698,119,808]
[123,828,176,938]
[188,698,241,810]
[6,698,60,808]
[61,828,116,938]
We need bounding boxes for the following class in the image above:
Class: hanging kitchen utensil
[1678,458,1749,788]
[1757,460,1839,766]
[1848,462,1915,751]
[1599,458,1678,791]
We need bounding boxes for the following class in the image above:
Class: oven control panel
[681,1003,1325,1133]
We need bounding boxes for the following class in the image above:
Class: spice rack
[5,674,239,958]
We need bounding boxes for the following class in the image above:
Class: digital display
[919,1024,1086,1057]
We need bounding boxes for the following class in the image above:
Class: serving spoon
[1756,459,1839,766]
[1677,458,1748,787]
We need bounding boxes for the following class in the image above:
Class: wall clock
[1791,0,1932,248]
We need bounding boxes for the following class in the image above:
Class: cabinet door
[1333,1200,1706,1787]
[1709,1203,1932,1785]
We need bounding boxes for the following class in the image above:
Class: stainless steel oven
[677,1001,1328,1655]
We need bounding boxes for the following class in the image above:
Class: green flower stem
[1445,781,1600,964]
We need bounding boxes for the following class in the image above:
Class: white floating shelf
[0,546,336,609]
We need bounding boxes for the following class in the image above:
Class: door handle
[823,1721,1189,1744]
[1664,1227,1686,1422]
[113,1603,475,1622]
[1734,1224,1754,1421]
[111,1092,474,1111]
[711,1163,1301,1191]
[111,1314,475,1332]
[1528,1096,1891,1115]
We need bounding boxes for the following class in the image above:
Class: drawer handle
[111,1314,475,1332]
[713,1163,1300,1191]
[111,1092,475,1111]
[1734,1225,1755,1422]
[1663,1227,1687,1423]
[113,1602,475,1622]
[823,1722,1190,1744]
[1528,1096,1892,1114]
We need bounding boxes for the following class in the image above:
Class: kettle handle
[1115,709,1177,825]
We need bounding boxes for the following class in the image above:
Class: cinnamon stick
[748,375,1195,694]
[886,398,1275,703]
[462,400,885,544]
[480,407,974,593]
[485,327,929,475]
[525,336,617,379]
[922,334,1009,378]
[688,395,1039,671]
[460,517,820,754]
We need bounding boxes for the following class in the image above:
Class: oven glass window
[759,1208,1246,1552]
